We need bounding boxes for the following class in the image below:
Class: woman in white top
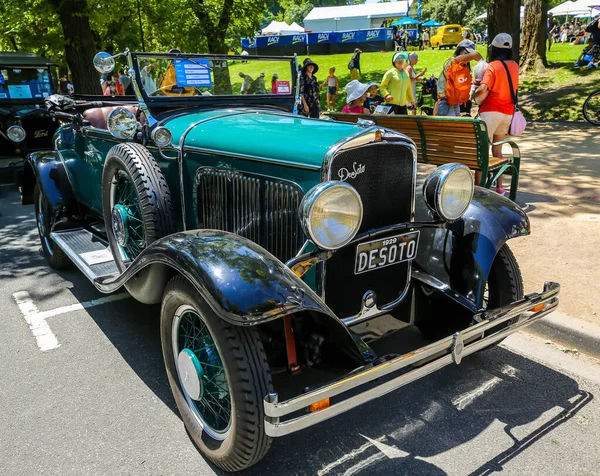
[405,53,426,115]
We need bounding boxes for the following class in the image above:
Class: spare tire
[102,143,175,272]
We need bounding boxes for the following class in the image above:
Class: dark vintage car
[0,52,60,161]
[21,49,560,472]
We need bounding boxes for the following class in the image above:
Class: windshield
[0,67,53,100]
[134,55,295,99]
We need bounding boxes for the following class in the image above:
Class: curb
[523,311,600,360]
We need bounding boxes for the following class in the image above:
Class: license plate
[354,231,420,275]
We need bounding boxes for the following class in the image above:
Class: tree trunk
[487,0,521,62]
[49,0,101,95]
[520,0,548,71]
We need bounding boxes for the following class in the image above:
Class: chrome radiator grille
[195,168,304,263]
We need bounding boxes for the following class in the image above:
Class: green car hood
[160,109,364,170]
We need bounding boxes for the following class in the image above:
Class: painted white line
[13,291,130,352]
[13,291,60,352]
[36,293,130,320]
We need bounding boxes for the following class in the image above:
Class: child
[363,82,384,113]
[321,67,339,111]
[342,80,371,114]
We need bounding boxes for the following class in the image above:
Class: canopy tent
[261,20,304,35]
[289,22,305,32]
[422,20,444,27]
[475,6,524,20]
[391,16,421,26]
[550,0,600,15]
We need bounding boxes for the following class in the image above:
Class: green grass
[230,42,597,121]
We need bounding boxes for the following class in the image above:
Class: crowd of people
[298,32,520,195]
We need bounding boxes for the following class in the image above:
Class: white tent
[261,21,304,35]
[475,6,525,20]
[550,1,589,16]
[303,2,412,32]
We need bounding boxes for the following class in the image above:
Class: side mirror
[107,107,137,140]
[93,52,115,74]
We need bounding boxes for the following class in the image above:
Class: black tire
[161,276,273,472]
[582,89,600,126]
[483,243,524,341]
[34,183,71,269]
[416,244,523,342]
[101,143,174,272]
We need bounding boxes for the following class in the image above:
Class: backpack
[348,59,354,70]
[442,58,472,106]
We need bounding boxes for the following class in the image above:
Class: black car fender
[94,230,374,364]
[414,186,529,309]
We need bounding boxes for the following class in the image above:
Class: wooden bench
[327,113,521,201]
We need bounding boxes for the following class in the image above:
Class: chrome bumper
[264,281,560,437]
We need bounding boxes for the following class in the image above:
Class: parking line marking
[13,291,130,352]
[13,291,60,351]
[35,293,130,320]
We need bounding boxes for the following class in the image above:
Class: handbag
[499,60,527,136]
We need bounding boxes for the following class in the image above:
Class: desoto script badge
[338,162,365,182]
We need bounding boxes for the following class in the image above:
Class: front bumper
[264,281,560,437]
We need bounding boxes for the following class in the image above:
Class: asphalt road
[1,183,599,476]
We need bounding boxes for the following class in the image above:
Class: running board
[51,228,119,282]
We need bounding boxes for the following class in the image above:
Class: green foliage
[416,0,488,26]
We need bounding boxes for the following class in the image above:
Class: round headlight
[7,125,26,143]
[300,182,363,250]
[151,126,172,147]
[423,163,474,221]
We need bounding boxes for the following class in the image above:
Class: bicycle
[582,88,600,125]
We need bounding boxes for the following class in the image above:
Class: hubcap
[177,349,204,401]
[173,305,232,439]
[111,204,129,246]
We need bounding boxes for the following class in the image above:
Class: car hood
[160,108,365,170]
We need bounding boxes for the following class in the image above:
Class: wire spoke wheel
[110,170,146,261]
[583,89,600,126]
[174,305,232,438]
[161,276,273,471]
[102,143,174,272]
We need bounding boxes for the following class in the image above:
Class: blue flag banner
[417,0,422,19]
[307,32,336,45]
[244,28,393,51]
[256,34,307,47]
[241,38,256,49]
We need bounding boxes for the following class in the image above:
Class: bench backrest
[328,113,491,170]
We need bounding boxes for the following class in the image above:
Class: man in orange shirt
[473,33,518,195]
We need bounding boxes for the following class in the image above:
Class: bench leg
[508,156,520,202]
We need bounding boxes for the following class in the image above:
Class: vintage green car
[21,49,560,472]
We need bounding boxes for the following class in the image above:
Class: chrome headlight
[423,163,474,221]
[300,182,363,250]
[151,126,172,147]
[7,125,26,143]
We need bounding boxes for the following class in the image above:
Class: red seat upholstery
[83,105,146,130]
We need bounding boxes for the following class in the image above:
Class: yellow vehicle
[430,24,463,49]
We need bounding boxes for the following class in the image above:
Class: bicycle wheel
[582,89,600,126]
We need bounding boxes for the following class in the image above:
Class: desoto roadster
[21,49,560,472]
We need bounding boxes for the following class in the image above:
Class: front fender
[414,186,529,308]
[24,151,77,222]
[95,230,374,363]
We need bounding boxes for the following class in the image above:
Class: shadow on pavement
[65,289,594,475]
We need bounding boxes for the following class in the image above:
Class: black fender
[414,186,529,309]
[23,151,78,225]
[95,230,374,364]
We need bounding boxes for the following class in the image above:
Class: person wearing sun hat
[299,58,320,118]
[472,32,519,196]
[363,81,384,112]
[342,80,371,114]
[379,52,415,115]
